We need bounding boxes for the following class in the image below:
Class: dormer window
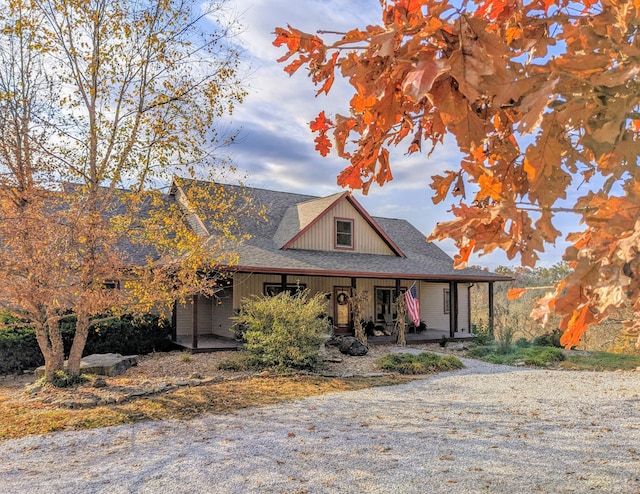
[335,218,353,249]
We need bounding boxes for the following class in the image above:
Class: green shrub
[466,345,496,358]
[533,330,563,348]
[0,314,173,375]
[468,345,565,367]
[233,289,330,372]
[83,314,173,355]
[50,371,89,388]
[377,352,464,374]
[0,327,45,374]
[523,347,565,366]
[515,337,530,348]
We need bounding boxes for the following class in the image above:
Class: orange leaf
[477,174,503,201]
[314,134,332,157]
[454,239,476,268]
[560,305,595,349]
[310,111,332,132]
[507,287,527,300]
[474,0,509,20]
[375,148,392,186]
[350,94,377,113]
[337,165,363,190]
[430,171,458,204]
[402,58,449,102]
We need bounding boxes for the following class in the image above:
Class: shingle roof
[177,178,509,282]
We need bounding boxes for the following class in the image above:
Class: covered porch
[171,271,498,352]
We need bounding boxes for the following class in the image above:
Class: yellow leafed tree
[0,0,249,381]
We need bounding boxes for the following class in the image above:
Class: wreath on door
[336,292,349,305]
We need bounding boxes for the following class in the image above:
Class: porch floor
[348,329,475,345]
[174,329,474,353]
[174,335,241,353]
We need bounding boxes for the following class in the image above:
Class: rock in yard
[338,336,368,356]
[35,353,138,378]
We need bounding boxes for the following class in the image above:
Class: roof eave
[223,264,512,282]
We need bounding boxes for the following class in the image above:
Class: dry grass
[0,371,414,441]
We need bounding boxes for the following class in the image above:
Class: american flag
[405,283,420,326]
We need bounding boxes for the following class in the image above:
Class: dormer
[273,191,404,257]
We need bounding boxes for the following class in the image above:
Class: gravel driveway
[1,356,639,493]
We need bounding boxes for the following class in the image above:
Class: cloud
[222,0,573,269]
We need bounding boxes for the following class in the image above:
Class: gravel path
[1,356,639,493]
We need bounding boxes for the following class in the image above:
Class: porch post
[350,277,357,332]
[488,281,495,337]
[449,281,458,338]
[395,278,401,300]
[171,301,177,342]
[280,274,287,293]
[467,284,473,334]
[192,294,199,349]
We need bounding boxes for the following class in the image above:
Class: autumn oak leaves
[274,0,640,348]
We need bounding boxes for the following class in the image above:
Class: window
[375,287,406,321]
[335,219,353,248]
[264,283,307,296]
[103,280,120,290]
[443,288,450,314]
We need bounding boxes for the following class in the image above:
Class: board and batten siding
[174,288,236,339]
[233,272,353,319]
[456,284,471,334]
[420,282,451,331]
[288,199,394,255]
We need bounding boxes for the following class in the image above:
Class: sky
[221,0,576,270]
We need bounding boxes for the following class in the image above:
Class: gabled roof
[273,191,404,256]
[175,178,509,283]
[273,192,344,248]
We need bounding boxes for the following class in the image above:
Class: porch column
[350,277,357,332]
[467,284,473,334]
[395,278,401,301]
[449,281,458,338]
[488,281,495,337]
[192,294,199,349]
[280,274,287,293]
[171,301,177,342]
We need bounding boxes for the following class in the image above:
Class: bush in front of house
[81,314,174,356]
[233,289,330,372]
[0,314,172,374]
[377,352,464,375]
[0,326,45,374]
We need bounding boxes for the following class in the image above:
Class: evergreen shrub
[233,289,330,372]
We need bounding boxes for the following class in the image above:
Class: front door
[333,286,352,333]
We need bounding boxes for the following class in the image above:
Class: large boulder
[338,336,369,356]
[35,353,137,378]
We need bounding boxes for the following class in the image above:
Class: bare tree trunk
[34,319,65,382]
[67,312,90,376]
